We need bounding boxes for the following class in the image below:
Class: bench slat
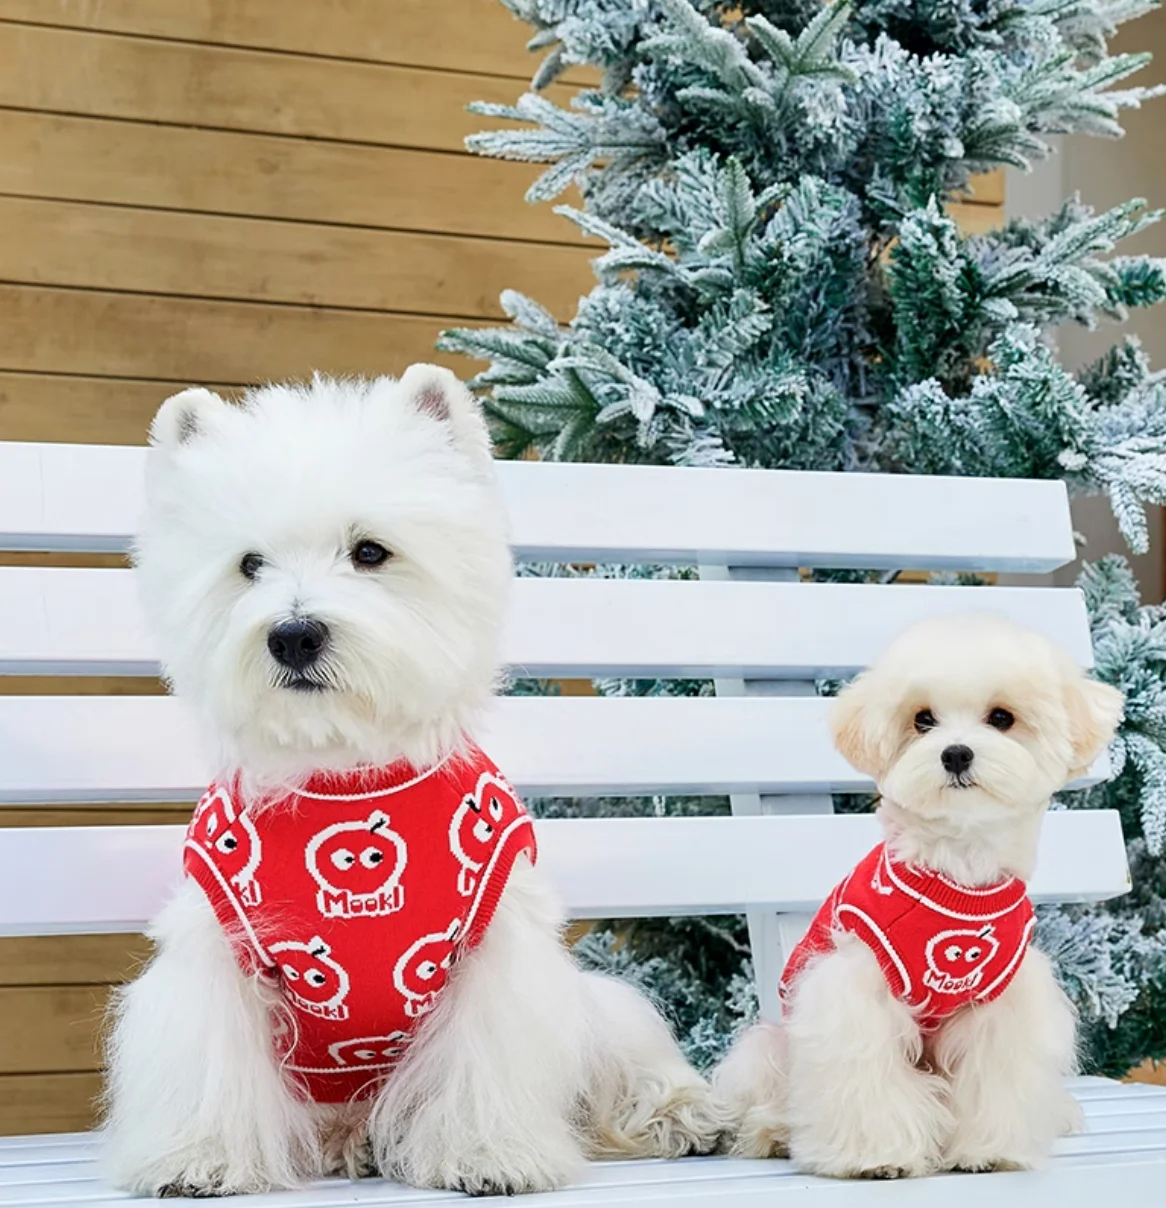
[0,1088,1161,1202]
[0,443,1075,570]
[1,1158,1165,1205]
[0,811,1130,936]
[0,569,1095,679]
[0,695,1109,804]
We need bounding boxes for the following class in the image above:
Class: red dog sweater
[780,843,1035,1029]
[183,745,536,1102]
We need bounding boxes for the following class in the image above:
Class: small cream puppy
[715,614,1123,1178]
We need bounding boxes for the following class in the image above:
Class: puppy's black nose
[941,744,974,776]
[267,619,330,672]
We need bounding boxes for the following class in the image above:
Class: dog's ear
[829,672,885,779]
[150,387,229,449]
[398,364,492,459]
[1063,666,1123,778]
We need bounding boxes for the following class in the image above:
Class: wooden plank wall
[0,0,600,447]
[0,0,1006,1134]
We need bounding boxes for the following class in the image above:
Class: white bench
[0,441,1163,1206]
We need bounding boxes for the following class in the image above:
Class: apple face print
[392,919,462,1018]
[305,810,407,919]
[192,787,263,906]
[269,936,351,1020]
[923,925,1001,994]
[449,772,522,897]
[327,1032,411,1069]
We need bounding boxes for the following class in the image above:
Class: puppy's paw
[943,1139,1044,1173]
[158,1178,230,1198]
[589,1077,732,1160]
[719,1097,791,1159]
[317,1107,375,1180]
[630,1082,728,1159]
[947,1156,1028,1174]
[943,1109,1062,1171]
[857,1164,915,1180]
[108,1148,290,1198]
[323,1135,375,1180]
[730,1117,791,1160]
[390,1148,580,1196]
[809,1153,938,1180]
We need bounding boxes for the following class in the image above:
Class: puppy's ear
[150,387,229,449]
[829,672,885,779]
[1063,667,1123,778]
[398,363,492,459]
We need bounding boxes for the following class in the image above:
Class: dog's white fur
[714,614,1122,1178]
[103,368,720,1196]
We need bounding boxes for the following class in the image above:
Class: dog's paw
[814,1157,935,1180]
[723,1098,792,1159]
[589,1080,731,1160]
[799,1149,939,1180]
[319,1114,375,1180]
[157,1177,230,1198]
[944,1122,1057,1172]
[324,1136,376,1181]
[394,1154,578,1197]
[636,1083,729,1158]
[856,1164,916,1180]
[944,1145,1038,1174]
[730,1125,790,1159]
[947,1157,1028,1174]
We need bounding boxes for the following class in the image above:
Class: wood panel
[0,554,129,570]
[0,373,224,447]
[0,22,573,154]
[0,986,106,1073]
[0,197,592,320]
[0,0,588,82]
[0,934,148,986]
[0,286,484,382]
[0,676,162,696]
[0,1071,101,1133]
[951,201,1003,236]
[0,110,584,246]
[966,169,1005,206]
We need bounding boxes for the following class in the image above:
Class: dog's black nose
[941,744,974,776]
[267,619,330,672]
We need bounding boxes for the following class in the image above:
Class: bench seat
[0,1080,1163,1205]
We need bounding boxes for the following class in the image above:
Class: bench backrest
[0,443,1130,1013]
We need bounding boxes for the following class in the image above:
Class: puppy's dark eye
[987,708,1015,731]
[351,540,391,569]
[239,553,264,580]
[914,709,937,733]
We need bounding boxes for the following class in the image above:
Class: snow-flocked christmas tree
[443,0,1166,1074]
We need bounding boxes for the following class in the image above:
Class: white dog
[714,614,1122,1178]
[103,366,720,1197]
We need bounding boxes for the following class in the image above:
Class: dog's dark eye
[914,709,937,733]
[987,708,1015,731]
[351,540,391,569]
[239,553,264,580]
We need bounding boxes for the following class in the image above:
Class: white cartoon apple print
[923,925,1000,994]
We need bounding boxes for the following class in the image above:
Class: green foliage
[461,0,1166,1071]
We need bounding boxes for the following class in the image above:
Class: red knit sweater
[780,843,1035,1029]
[183,746,536,1102]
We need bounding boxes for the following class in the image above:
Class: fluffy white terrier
[103,366,720,1197]
[714,614,1123,1178]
